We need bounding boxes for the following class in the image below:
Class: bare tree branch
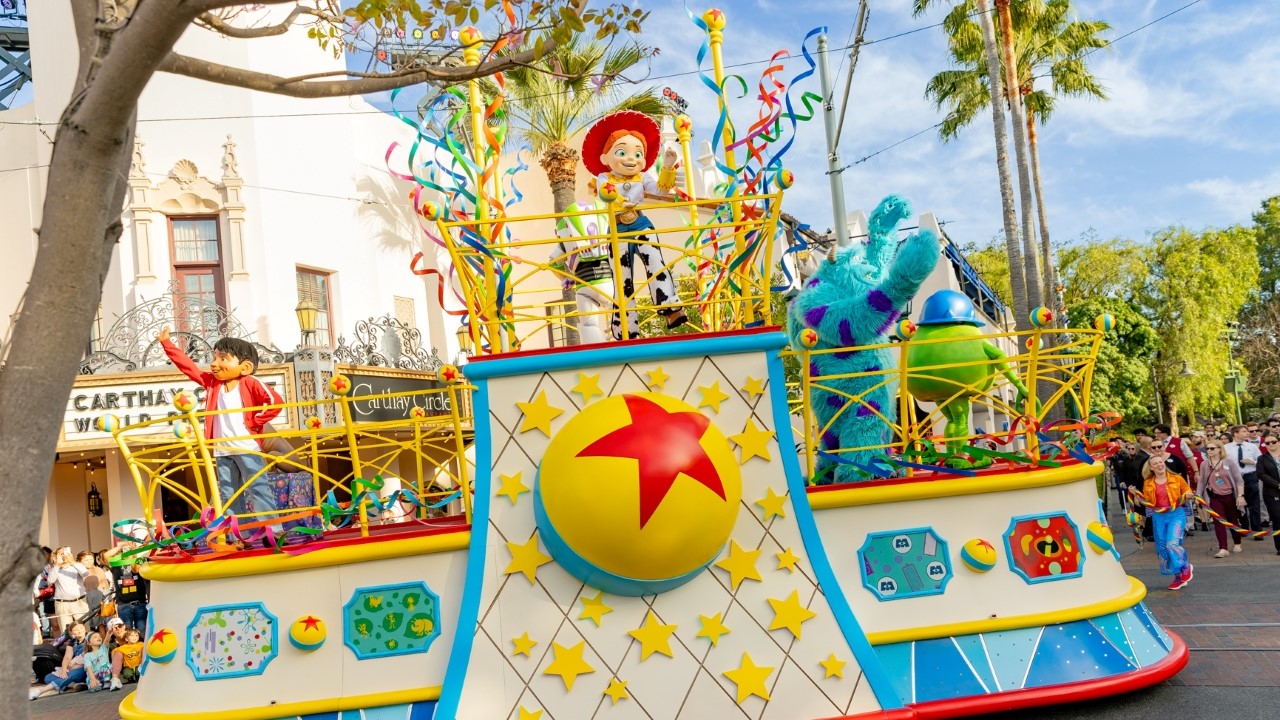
[159,41,559,97]
[184,0,300,13]
[194,3,343,39]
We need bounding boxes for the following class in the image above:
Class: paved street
[29,506,1280,720]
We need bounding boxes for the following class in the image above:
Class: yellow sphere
[1093,313,1115,332]
[798,327,820,348]
[147,628,179,663]
[598,182,619,204]
[959,538,998,573]
[289,616,327,652]
[95,414,121,433]
[420,200,442,221]
[457,26,482,47]
[304,415,323,430]
[329,374,352,396]
[173,420,194,440]
[173,391,197,412]
[410,406,427,420]
[438,364,461,383]
[535,392,741,594]
[775,168,795,189]
[894,319,917,341]
[675,114,693,133]
[1029,306,1053,328]
[1086,521,1114,554]
[702,8,727,31]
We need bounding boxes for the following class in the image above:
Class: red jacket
[161,339,283,446]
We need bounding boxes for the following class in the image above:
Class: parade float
[104,9,1186,720]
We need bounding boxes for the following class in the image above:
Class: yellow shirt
[117,641,144,669]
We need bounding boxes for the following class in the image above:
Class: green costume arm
[982,341,1031,400]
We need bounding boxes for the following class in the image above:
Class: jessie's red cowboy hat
[582,111,661,177]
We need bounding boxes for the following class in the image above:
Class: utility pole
[833,0,870,149]
[816,34,850,248]
[1223,322,1243,424]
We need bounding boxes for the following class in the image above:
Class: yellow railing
[113,383,475,541]
[785,328,1105,482]
[432,193,784,353]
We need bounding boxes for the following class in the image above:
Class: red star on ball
[151,629,172,644]
[301,616,322,631]
[577,394,725,529]
[976,539,994,552]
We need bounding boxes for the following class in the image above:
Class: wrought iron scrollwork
[333,315,443,371]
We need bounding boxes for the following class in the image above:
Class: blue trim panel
[434,380,494,719]
[765,350,904,710]
[463,330,788,380]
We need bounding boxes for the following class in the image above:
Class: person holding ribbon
[582,111,688,339]
[1139,448,1195,590]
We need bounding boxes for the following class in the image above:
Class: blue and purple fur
[787,195,940,484]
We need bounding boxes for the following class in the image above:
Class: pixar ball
[798,328,820,348]
[894,319,917,341]
[959,538,997,573]
[775,168,795,190]
[289,616,327,652]
[1086,521,1115,554]
[1029,306,1053,328]
[172,391,197,412]
[147,628,178,664]
[1094,313,1115,332]
[598,182,619,204]
[95,414,121,433]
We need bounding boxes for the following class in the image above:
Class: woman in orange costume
[582,111,687,338]
[1140,449,1194,590]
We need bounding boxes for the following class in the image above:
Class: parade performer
[582,110,687,338]
[551,200,616,345]
[1140,450,1194,589]
[158,327,283,519]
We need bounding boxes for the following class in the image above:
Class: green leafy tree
[1066,298,1158,429]
[1141,226,1259,430]
[927,0,1109,313]
[1057,235,1148,304]
[959,238,1013,308]
[0,2,640,712]
[1237,196,1280,408]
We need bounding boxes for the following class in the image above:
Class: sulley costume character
[788,195,940,484]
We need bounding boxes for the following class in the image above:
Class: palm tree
[916,0,1031,329]
[927,0,1108,312]
[493,39,665,344]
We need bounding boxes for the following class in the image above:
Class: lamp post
[454,323,473,367]
[1222,321,1243,424]
[295,299,319,347]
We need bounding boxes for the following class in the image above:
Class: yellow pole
[184,407,222,516]
[414,416,427,521]
[460,26,502,354]
[703,8,751,325]
[335,392,369,537]
[675,113,715,330]
[117,440,153,527]
[447,383,473,523]
[799,349,815,483]
[897,342,915,479]
[1024,332,1041,460]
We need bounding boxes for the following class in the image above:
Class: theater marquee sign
[61,367,292,449]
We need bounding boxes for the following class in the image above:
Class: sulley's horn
[826,246,838,264]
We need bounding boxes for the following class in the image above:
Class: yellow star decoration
[820,653,846,679]
[572,372,604,404]
[578,590,613,627]
[741,376,766,399]
[714,540,763,590]
[776,547,801,573]
[723,652,773,703]
[504,534,552,584]
[517,706,543,720]
[543,641,595,691]
[768,590,817,640]
[515,390,564,436]
[495,471,529,505]
[697,612,731,646]
[645,366,670,390]
[603,677,630,705]
[755,487,788,520]
[627,610,678,661]
[698,380,731,413]
[730,417,775,463]
[511,632,537,657]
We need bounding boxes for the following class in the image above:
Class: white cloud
[1185,170,1280,224]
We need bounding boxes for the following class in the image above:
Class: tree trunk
[0,3,194,713]
[540,142,583,346]
[975,0,1029,331]
[1026,116,1060,318]
[995,0,1042,312]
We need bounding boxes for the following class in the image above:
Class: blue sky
[638,0,1280,248]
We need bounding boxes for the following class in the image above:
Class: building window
[393,296,416,329]
[169,217,225,336]
[296,268,334,346]
[86,305,104,355]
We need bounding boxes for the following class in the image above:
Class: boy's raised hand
[158,326,170,343]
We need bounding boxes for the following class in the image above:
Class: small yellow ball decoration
[1029,306,1053,328]
[410,406,427,420]
[775,168,795,190]
[598,182,619,204]
[419,200,442,221]
[1025,335,1044,351]
[173,420,194,440]
[959,538,998,573]
[675,114,693,134]
[1094,313,1115,332]
[457,26,482,47]
[438,364,461,383]
[95,414,121,433]
[173,391,197,413]
[1086,521,1115,554]
[702,8,727,31]
[329,374,351,396]
[147,628,179,664]
[289,616,327,652]
[304,415,323,430]
[894,319,917,341]
[798,327,820,348]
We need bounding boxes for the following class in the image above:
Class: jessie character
[582,111,687,337]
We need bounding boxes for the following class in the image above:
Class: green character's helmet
[917,289,984,327]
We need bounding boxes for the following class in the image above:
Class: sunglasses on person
[1208,445,1223,451]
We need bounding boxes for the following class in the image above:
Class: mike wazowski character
[550,200,616,345]
[788,194,940,484]
[905,289,1032,469]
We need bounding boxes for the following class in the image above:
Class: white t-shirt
[1225,440,1261,474]
[212,384,259,455]
[53,563,87,600]
[597,172,658,206]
